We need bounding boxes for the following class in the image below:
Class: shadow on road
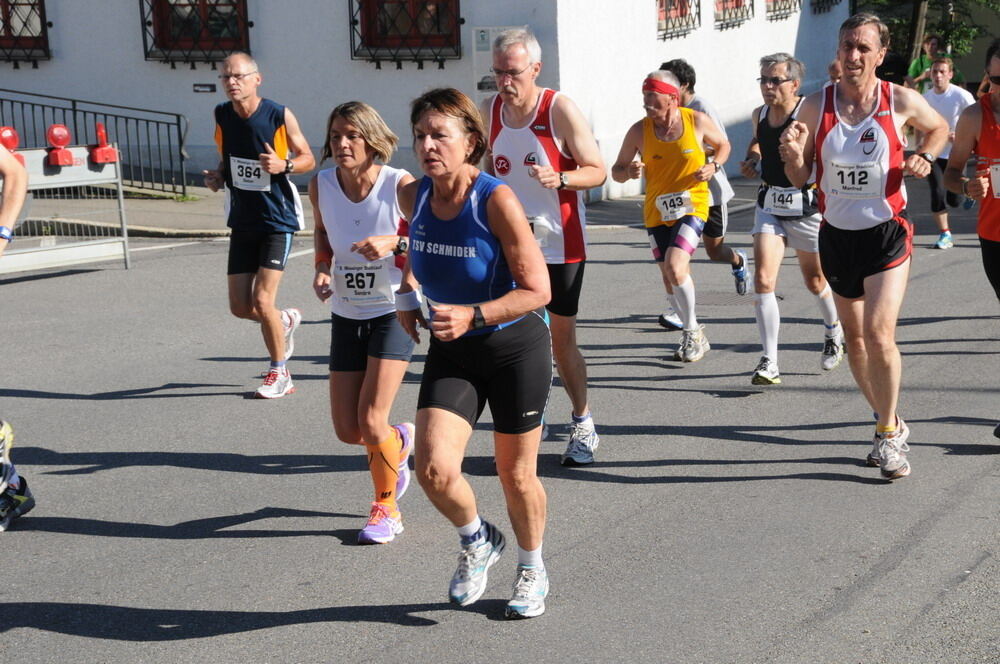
[0,598,511,638]
[17,507,356,539]
[17,447,366,475]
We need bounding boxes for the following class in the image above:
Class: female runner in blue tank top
[395,88,553,619]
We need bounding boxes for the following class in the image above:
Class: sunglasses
[757,76,792,86]
[989,75,1000,85]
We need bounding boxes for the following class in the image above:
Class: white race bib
[828,161,881,199]
[990,164,1000,199]
[761,186,804,216]
[334,260,394,308]
[655,190,695,222]
[229,156,271,191]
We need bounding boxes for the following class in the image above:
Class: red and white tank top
[316,165,408,320]
[489,88,587,264]
[975,94,1000,242]
[815,80,907,230]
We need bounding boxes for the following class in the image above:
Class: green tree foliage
[857,0,1000,57]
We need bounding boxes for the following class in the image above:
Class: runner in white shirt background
[921,57,976,249]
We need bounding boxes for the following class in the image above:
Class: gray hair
[646,69,681,89]
[493,28,542,63]
[759,52,805,82]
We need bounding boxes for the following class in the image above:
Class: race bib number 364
[230,156,271,191]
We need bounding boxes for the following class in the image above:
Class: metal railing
[0,88,188,195]
[658,0,701,40]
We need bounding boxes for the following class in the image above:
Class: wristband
[0,225,12,242]
[394,289,422,311]
[314,245,333,267]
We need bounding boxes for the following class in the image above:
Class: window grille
[349,0,462,68]
[715,0,753,30]
[0,0,49,65]
[810,0,842,13]
[766,0,800,21]
[657,0,701,40]
[141,0,251,65]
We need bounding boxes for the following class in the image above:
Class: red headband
[642,78,680,98]
[642,78,679,97]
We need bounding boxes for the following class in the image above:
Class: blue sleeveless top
[409,172,519,336]
[214,98,304,233]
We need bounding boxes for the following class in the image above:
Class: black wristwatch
[393,236,409,255]
[472,305,486,330]
[284,159,294,174]
[557,172,569,190]
[918,152,935,164]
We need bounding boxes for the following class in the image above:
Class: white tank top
[316,165,408,319]
[488,88,587,264]
[815,80,907,230]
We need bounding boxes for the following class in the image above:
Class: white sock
[816,285,840,334]
[666,292,679,314]
[673,276,698,330]
[517,544,544,568]
[457,516,483,539]
[754,292,780,360]
[6,466,19,489]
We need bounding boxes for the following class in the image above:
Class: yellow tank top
[642,108,709,227]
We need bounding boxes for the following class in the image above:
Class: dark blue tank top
[214,98,303,233]
[409,172,519,336]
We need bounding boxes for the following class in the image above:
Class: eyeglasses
[757,76,793,87]
[218,71,257,82]
[988,75,1000,85]
[490,63,532,79]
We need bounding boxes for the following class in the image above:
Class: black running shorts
[980,237,1000,302]
[417,313,551,434]
[927,158,960,213]
[702,203,728,239]
[329,312,414,372]
[818,214,912,299]
[227,230,293,274]
[545,262,586,317]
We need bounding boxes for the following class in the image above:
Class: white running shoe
[561,417,599,466]
[867,416,909,467]
[658,308,683,331]
[282,308,302,361]
[674,325,710,362]
[751,356,781,385]
[505,565,549,619]
[449,522,506,606]
[255,368,295,399]
[821,335,845,371]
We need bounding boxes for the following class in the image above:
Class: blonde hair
[321,101,398,164]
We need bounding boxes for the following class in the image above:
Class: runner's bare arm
[896,84,949,178]
[308,176,333,302]
[780,92,821,189]
[694,111,731,182]
[611,121,645,183]
[944,103,988,198]
[546,94,606,190]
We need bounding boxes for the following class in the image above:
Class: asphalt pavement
[0,175,997,663]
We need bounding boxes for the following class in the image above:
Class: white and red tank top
[316,165,408,320]
[815,80,907,230]
[489,88,587,264]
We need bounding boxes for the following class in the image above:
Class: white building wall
[554,0,851,198]
[11,0,848,198]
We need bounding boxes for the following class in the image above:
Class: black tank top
[757,98,802,187]
[756,97,816,217]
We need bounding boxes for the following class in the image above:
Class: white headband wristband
[395,289,422,311]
